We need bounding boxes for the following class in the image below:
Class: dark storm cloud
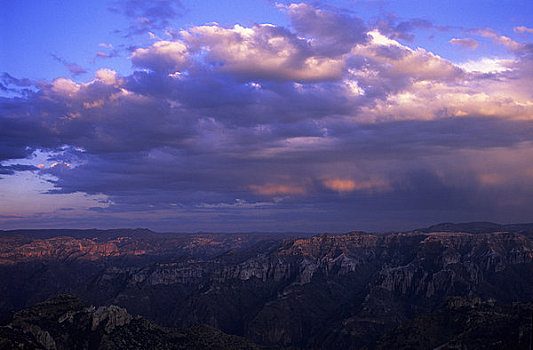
[0,92,59,162]
[38,115,533,216]
[2,3,533,230]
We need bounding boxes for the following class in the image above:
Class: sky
[1,0,533,232]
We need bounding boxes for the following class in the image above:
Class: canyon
[1,223,532,349]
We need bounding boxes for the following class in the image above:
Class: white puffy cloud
[352,31,463,83]
[131,40,189,72]
[456,58,514,73]
[94,69,120,85]
[50,78,80,96]
[181,23,346,82]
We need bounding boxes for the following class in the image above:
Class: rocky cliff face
[76,230,533,348]
[0,236,124,264]
[0,230,312,265]
[0,230,309,312]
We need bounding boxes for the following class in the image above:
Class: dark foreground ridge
[2,294,531,350]
[369,297,532,350]
[0,294,268,350]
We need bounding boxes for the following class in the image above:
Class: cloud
[181,23,346,82]
[196,199,277,209]
[0,164,39,176]
[514,26,533,34]
[94,68,120,85]
[323,178,388,193]
[449,38,479,49]
[350,30,463,96]
[471,28,523,51]
[456,57,513,73]
[95,43,119,59]
[131,40,189,72]
[51,54,87,76]
[2,4,533,230]
[282,3,369,55]
[323,179,356,193]
[125,6,371,82]
[250,183,308,196]
[375,14,451,42]
[0,73,35,96]
[108,0,185,36]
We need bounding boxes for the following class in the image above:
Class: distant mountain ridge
[416,221,533,234]
[4,221,533,238]
[0,228,316,240]
[0,228,158,240]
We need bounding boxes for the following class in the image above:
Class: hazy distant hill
[0,228,317,240]
[416,221,533,234]
[0,228,159,240]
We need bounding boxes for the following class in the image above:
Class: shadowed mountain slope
[0,294,269,350]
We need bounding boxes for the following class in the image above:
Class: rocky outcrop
[90,305,133,333]
[0,295,267,350]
